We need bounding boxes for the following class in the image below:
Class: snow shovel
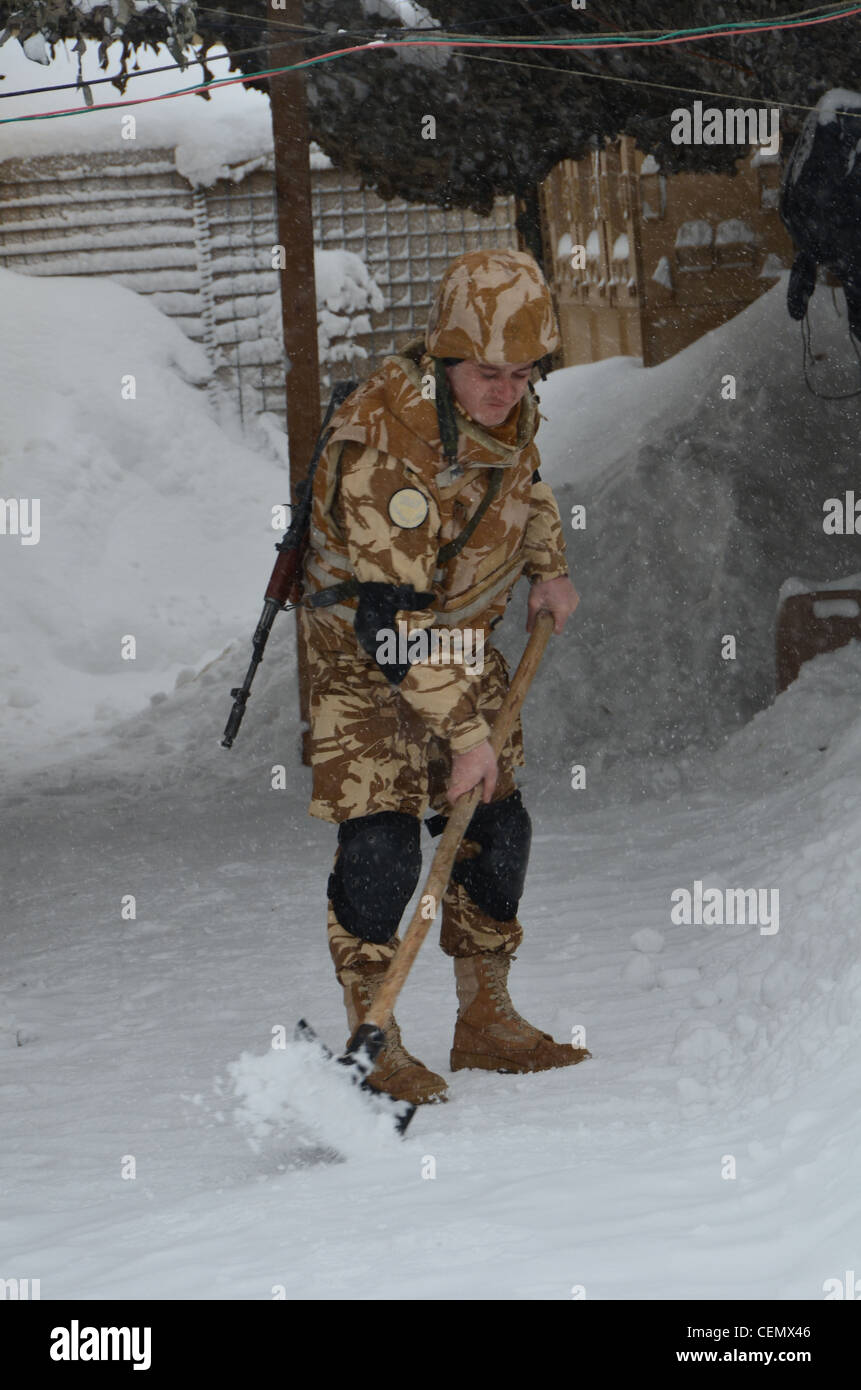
[296,608,556,1136]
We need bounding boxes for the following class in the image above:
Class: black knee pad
[427,789,531,922]
[328,811,421,944]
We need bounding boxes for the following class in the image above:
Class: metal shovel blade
[295,1019,417,1136]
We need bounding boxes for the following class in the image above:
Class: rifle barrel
[221,378,358,749]
[221,598,281,748]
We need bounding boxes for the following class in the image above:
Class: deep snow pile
[522,275,861,785]
[0,267,289,769]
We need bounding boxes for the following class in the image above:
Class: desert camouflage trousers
[305,629,527,982]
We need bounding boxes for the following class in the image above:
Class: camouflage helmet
[426,248,561,364]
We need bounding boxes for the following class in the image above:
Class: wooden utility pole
[516,184,564,375]
[515,186,547,271]
[268,0,320,763]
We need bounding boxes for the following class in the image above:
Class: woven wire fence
[207,166,518,426]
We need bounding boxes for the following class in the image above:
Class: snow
[640,154,660,174]
[4,614,861,1297]
[675,219,713,248]
[0,266,287,762]
[788,86,861,189]
[3,267,861,1300]
[361,0,438,28]
[815,86,861,126]
[715,219,755,246]
[611,233,630,261]
[0,40,332,185]
[759,252,786,279]
[315,249,384,321]
[299,250,387,368]
[812,598,860,619]
[651,254,673,288]
[780,571,861,605]
[358,0,449,70]
[527,275,861,774]
[20,33,50,65]
[230,1041,407,1161]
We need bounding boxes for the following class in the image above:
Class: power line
[373,5,861,49]
[192,1,858,42]
[0,43,268,100]
[192,0,582,33]
[2,5,860,125]
[455,49,840,119]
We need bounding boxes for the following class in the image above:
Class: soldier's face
[445,360,534,428]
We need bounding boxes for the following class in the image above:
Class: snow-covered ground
[3,266,861,1299]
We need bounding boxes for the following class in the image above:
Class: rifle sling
[436,467,502,565]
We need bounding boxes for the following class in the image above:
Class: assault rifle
[221,378,358,749]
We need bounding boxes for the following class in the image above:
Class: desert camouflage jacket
[302,339,569,754]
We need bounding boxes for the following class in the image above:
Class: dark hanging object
[780,92,861,340]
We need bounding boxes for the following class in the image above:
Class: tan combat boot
[451,952,591,1073]
[343,962,448,1105]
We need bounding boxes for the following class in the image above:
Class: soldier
[300,247,590,1106]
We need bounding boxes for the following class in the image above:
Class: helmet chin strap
[433,356,461,470]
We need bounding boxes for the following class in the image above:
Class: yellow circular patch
[388,487,429,529]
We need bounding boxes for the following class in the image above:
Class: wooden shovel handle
[366,609,555,1030]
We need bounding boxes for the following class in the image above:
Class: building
[539,135,794,368]
[0,139,517,431]
[2,116,796,434]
